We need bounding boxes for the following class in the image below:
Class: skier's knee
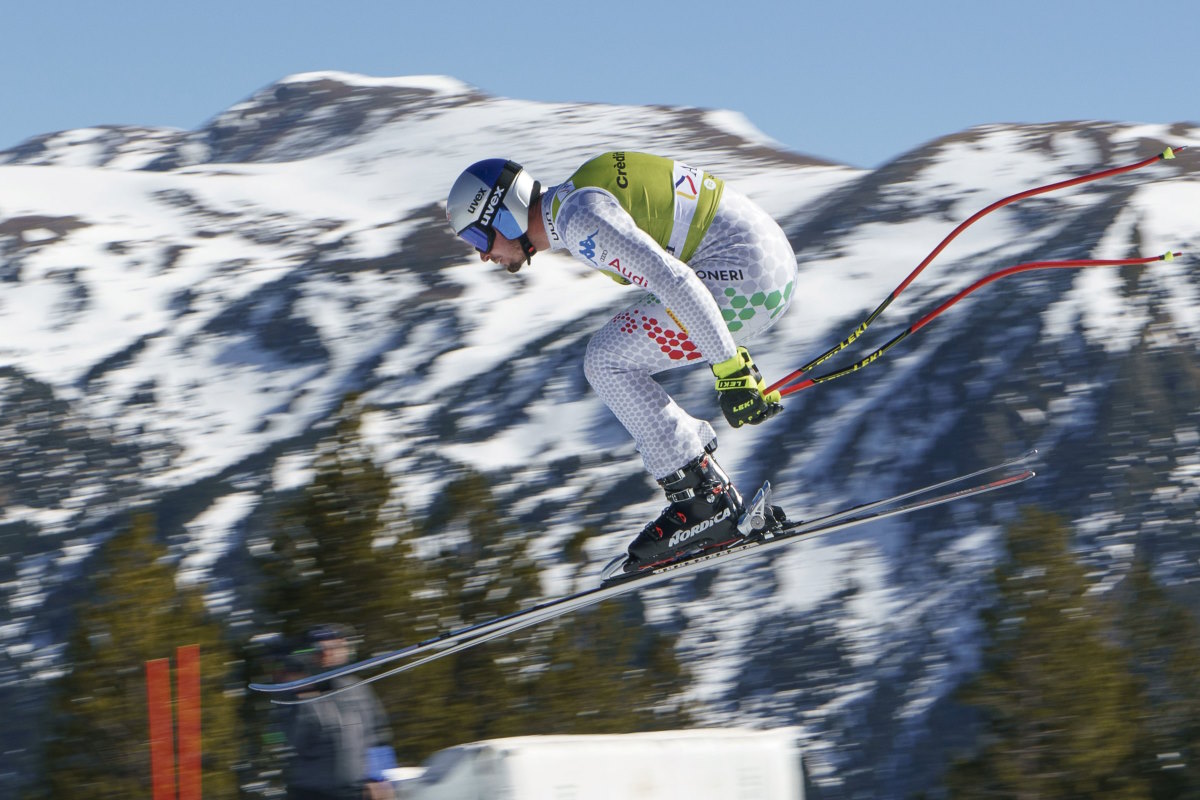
[583,335,609,390]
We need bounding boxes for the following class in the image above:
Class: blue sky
[6,0,1196,168]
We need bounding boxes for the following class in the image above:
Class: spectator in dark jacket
[283,624,394,800]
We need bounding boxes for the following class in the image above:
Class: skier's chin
[505,262,522,274]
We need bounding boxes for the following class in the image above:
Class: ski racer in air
[446,152,797,571]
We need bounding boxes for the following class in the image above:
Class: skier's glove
[712,347,782,428]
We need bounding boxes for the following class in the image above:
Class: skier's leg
[585,297,754,565]
[583,295,715,480]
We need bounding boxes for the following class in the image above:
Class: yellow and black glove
[712,347,782,428]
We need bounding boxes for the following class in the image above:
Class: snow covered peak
[2,74,1198,800]
[276,71,477,96]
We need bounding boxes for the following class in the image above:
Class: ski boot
[625,449,746,570]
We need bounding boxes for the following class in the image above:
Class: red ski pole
[775,252,1182,396]
[767,146,1186,397]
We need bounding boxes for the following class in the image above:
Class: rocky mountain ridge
[1,72,1197,796]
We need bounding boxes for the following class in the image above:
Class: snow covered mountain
[2,72,1197,796]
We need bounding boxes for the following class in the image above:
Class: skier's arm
[556,189,738,364]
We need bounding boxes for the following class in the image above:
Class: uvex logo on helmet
[478,183,508,227]
[466,187,487,215]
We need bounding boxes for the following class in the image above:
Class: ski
[604,448,1038,582]
[781,448,1036,537]
[250,453,1036,703]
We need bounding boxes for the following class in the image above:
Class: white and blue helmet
[446,159,540,262]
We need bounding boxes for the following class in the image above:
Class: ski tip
[249,680,299,694]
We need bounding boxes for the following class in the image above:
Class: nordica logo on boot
[667,507,732,549]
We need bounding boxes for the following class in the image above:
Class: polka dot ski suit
[542,152,797,479]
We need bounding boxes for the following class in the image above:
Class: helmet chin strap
[518,233,537,265]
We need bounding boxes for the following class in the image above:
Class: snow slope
[1,74,1197,797]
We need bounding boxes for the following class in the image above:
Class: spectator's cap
[305,623,353,646]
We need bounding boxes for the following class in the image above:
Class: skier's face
[478,232,526,273]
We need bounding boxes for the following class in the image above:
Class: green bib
[551,152,724,264]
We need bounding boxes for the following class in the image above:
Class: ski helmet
[446,158,540,261]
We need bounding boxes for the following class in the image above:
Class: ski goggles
[456,161,523,253]
[458,219,497,253]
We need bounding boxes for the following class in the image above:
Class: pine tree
[946,510,1151,799]
[253,396,693,766]
[1119,553,1200,798]
[381,471,544,759]
[249,394,425,784]
[41,514,240,799]
[258,394,416,645]
[519,596,692,734]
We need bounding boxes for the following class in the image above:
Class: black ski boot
[626,450,745,568]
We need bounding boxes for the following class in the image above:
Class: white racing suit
[542,152,798,479]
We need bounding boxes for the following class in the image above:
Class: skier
[446,152,797,570]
